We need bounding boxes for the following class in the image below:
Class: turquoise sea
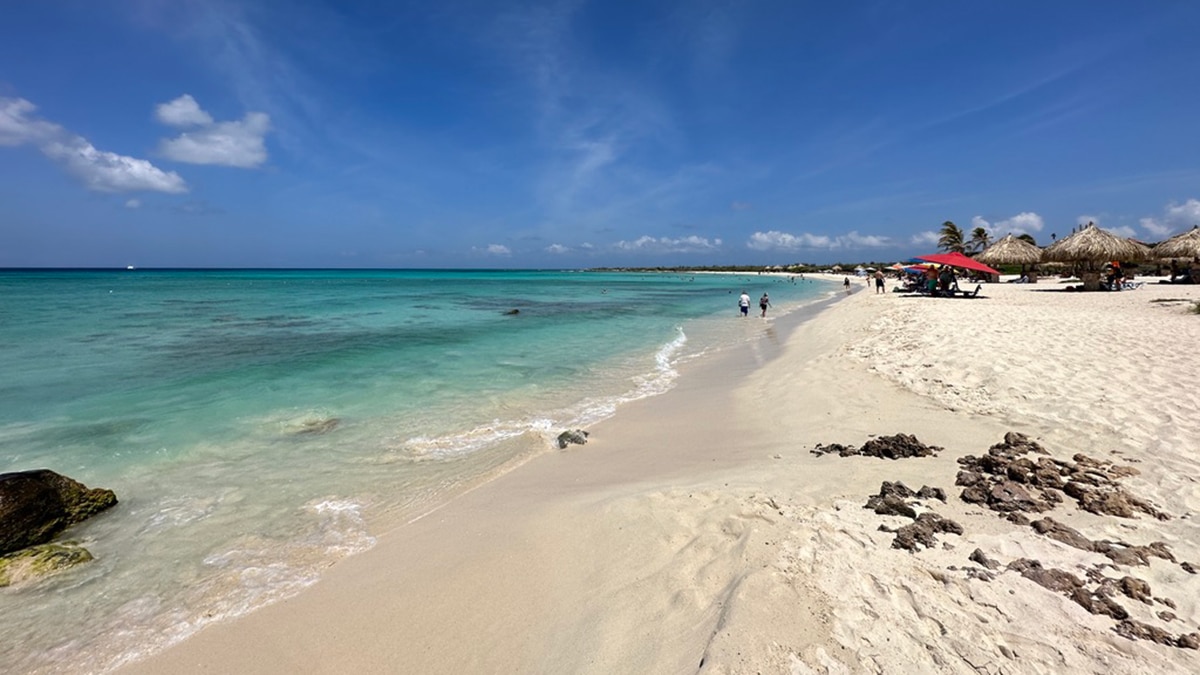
[0,269,833,672]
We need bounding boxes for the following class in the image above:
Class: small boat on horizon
[126,265,135,270]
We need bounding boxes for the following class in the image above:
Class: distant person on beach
[759,293,771,317]
[874,270,885,294]
[738,291,751,316]
[843,277,850,292]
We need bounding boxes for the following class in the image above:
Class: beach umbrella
[914,251,1001,275]
[1041,223,1152,290]
[1153,225,1200,259]
[975,234,1042,267]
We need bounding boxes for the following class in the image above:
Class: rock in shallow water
[556,429,589,449]
[0,542,94,587]
[0,469,118,555]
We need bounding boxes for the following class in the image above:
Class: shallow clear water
[0,268,831,672]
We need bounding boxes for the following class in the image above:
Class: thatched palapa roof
[1153,225,1200,259]
[1041,224,1151,264]
[975,234,1042,266]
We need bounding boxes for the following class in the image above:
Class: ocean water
[0,268,833,672]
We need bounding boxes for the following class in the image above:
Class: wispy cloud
[614,235,722,254]
[910,231,939,247]
[972,212,1045,237]
[1,96,187,194]
[1139,198,1200,238]
[747,230,892,251]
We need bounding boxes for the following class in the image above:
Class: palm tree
[967,227,991,255]
[938,221,965,253]
[1016,233,1037,246]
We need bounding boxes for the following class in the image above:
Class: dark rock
[1007,558,1084,594]
[1159,611,1178,622]
[1,470,118,555]
[916,486,947,502]
[865,482,917,517]
[0,542,94,587]
[556,429,589,449]
[1114,619,1176,646]
[965,568,995,582]
[859,434,942,459]
[1178,633,1200,650]
[813,434,941,459]
[955,470,984,487]
[957,436,1167,520]
[1030,518,1095,552]
[1070,586,1129,620]
[1118,576,1153,604]
[999,431,1048,454]
[1005,512,1031,526]
[870,495,917,519]
[987,481,1043,512]
[503,309,520,315]
[1093,540,1175,567]
[1182,561,1197,574]
[969,548,1000,570]
[960,486,988,505]
[892,513,962,552]
[811,443,857,457]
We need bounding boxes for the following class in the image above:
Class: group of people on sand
[738,290,771,317]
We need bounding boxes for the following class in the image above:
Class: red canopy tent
[914,252,1000,275]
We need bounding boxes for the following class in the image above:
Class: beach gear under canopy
[914,252,1001,275]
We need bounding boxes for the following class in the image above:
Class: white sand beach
[121,277,1200,674]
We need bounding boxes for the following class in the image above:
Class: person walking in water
[759,292,771,317]
[738,291,751,317]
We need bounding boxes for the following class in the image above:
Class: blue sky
[3,0,1199,268]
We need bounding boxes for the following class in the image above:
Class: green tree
[967,227,991,254]
[1016,233,1037,246]
[938,221,965,253]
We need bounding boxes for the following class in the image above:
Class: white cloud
[156,95,270,168]
[1109,225,1137,238]
[1,96,188,194]
[841,231,891,247]
[545,243,569,254]
[614,235,722,253]
[155,94,214,127]
[972,212,1044,236]
[486,244,512,255]
[0,98,59,145]
[41,137,188,194]
[747,231,830,251]
[125,199,141,209]
[746,230,891,251]
[910,231,940,246]
[1138,198,1200,239]
[1139,217,1173,238]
